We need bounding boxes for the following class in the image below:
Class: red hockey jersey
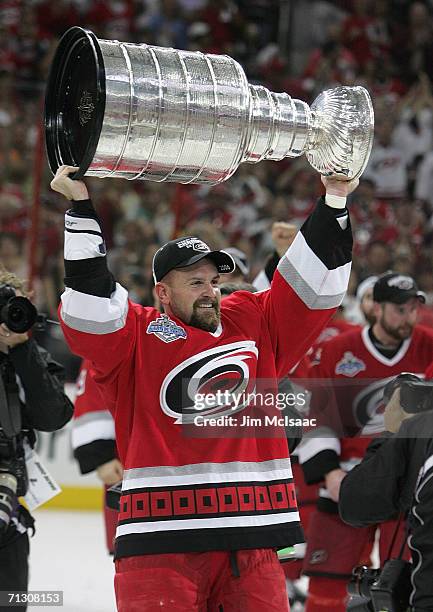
[299,325,433,508]
[60,197,352,559]
[72,359,117,475]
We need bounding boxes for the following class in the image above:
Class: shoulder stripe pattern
[72,410,115,448]
[278,199,352,310]
[297,430,341,464]
[61,284,128,334]
[62,200,128,332]
[278,232,351,309]
[64,211,104,261]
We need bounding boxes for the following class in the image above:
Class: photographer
[0,267,73,608]
[339,375,433,611]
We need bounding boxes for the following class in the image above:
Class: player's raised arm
[51,166,135,374]
[254,176,358,378]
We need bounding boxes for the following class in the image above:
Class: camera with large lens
[0,431,29,535]
[0,285,37,334]
[0,323,32,536]
[347,565,381,611]
[347,560,412,612]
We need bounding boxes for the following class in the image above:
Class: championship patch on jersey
[335,352,366,377]
[146,314,187,343]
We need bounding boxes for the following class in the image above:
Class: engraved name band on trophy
[45,27,374,184]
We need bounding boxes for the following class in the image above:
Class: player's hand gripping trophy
[45,27,374,185]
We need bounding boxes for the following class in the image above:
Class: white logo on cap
[176,238,210,252]
[387,275,414,290]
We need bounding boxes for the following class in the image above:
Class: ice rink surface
[27,509,375,612]
[28,510,116,612]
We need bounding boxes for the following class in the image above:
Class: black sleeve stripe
[299,197,353,270]
[74,439,118,474]
[67,199,100,220]
[264,251,280,284]
[64,257,115,297]
[301,449,341,484]
[65,228,103,237]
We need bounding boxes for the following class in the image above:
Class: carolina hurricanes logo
[354,374,425,435]
[353,377,396,434]
[160,341,258,424]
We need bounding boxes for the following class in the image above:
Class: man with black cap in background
[51,164,357,612]
[298,272,433,612]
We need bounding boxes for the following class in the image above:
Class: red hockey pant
[114,548,290,612]
[304,511,411,612]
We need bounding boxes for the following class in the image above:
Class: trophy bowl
[45,27,374,184]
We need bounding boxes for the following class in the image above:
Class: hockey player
[51,165,357,612]
[72,359,121,554]
[298,272,433,612]
[356,275,378,325]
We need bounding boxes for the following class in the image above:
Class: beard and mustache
[380,315,414,342]
[189,298,221,332]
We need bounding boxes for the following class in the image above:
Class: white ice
[28,510,116,612]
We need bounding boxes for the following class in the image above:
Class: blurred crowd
[2,0,433,376]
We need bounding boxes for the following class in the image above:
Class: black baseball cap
[152,236,235,283]
[224,247,250,277]
[373,272,426,305]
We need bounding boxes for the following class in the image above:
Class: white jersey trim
[361,326,412,366]
[285,232,351,295]
[72,414,115,449]
[116,510,300,536]
[123,458,292,489]
[297,431,340,464]
[61,284,128,334]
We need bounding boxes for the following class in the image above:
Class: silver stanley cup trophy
[45,27,374,184]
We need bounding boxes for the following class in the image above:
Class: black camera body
[384,373,433,415]
[0,285,37,334]
[348,559,412,612]
[400,380,433,414]
[0,331,33,534]
[0,430,29,497]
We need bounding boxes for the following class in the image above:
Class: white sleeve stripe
[65,214,102,233]
[278,256,349,309]
[61,284,128,334]
[71,419,116,449]
[297,435,341,464]
[74,410,113,426]
[64,231,105,261]
[283,231,351,294]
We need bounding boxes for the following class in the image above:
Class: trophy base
[45,27,106,178]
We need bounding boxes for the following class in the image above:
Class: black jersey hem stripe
[114,523,305,558]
